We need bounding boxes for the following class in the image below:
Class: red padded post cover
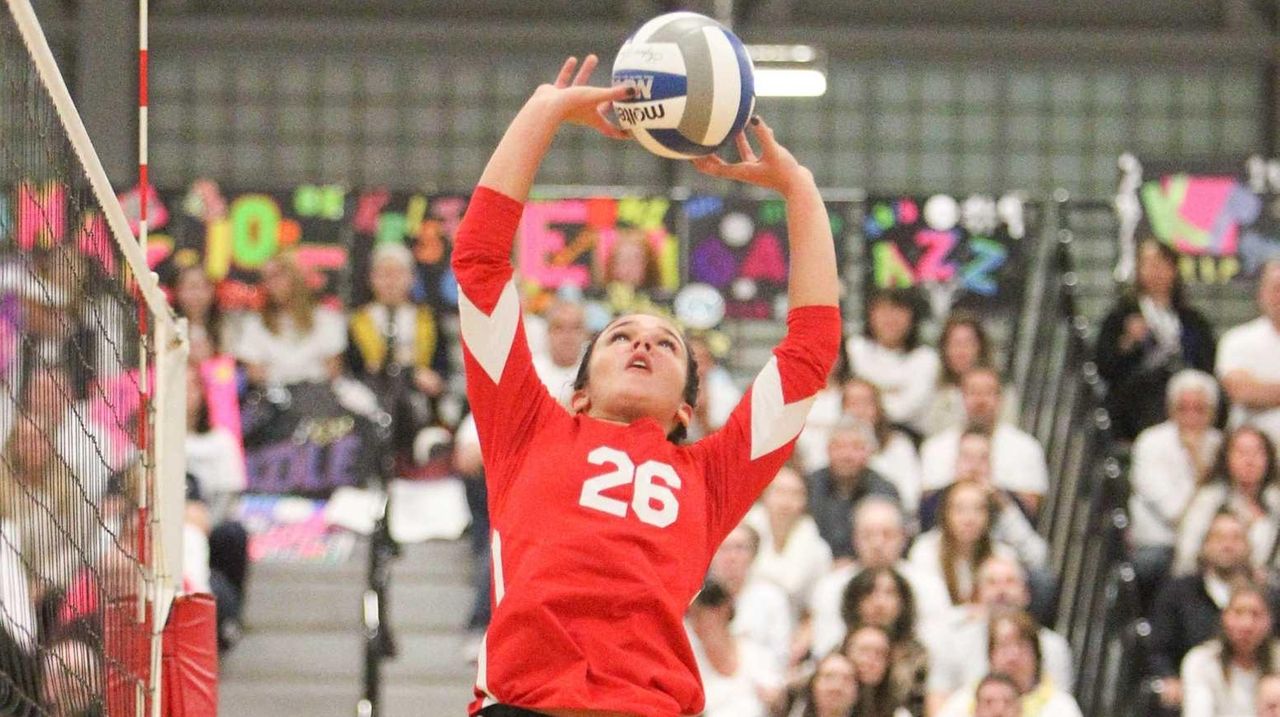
[161,593,218,717]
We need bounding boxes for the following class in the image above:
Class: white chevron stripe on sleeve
[749,356,818,460]
[457,279,522,384]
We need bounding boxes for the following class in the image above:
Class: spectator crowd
[3,196,1280,717]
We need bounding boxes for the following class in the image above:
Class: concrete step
[221,630,476,683]
[218,679,473,717]
[250,539,474,586]
[244,580,476,632]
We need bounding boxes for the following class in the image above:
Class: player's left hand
[690,116,813,196]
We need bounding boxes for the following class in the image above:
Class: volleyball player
[455,55,841,717]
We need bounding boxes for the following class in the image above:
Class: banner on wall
[1115,154,1280,284]
[1,180,126,278]
[514,195,681,317]
[857,193,1035,318]
[345,189,467,311]
[682,195,855,321]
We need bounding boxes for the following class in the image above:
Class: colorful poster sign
[345,190,467,311]
[1116,154,1280,284]
[683,195,854,320]
[858,193,1034,315]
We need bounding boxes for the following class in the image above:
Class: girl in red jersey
[454,55,841,717]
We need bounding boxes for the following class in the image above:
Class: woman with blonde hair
[235,252,347,387]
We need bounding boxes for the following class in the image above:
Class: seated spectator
[927,556,1072,713]
[184,366,245,521]
[843,624,913,717]
[745,466,833,616]
[529,298,586,407]
[708,524,793,671]
[1258,673,1280,717]
[1174,426,1280,576]
[687,333,743,441]
[1149,510,1272,710]
[236,253,346,386]
[1216,259,1280,448]
[40,635,103,717]
[347,242,451,442]
[787,652,859,717]
[171,264,231,363]
[971,673,1022,717]
[1096,238,1216,441]
[1182,581,1280,717]
[1129,369,1223,596]
[843,378,923,516]
[688,579,784,717]
[908,482,1025,609]
[846,287,940,437]
[809,498,951,658]
[924,313,1018,437]
[921,368,1048,520]
[937,611,1082,717]
[807,417,900,559]
[794,340,852,475]
[840,567,928,716]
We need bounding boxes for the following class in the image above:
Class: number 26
[579,446,682,528]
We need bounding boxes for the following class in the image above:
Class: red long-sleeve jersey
[454,186,840,717]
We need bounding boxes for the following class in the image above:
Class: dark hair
[841,624,898,717]
[939,311,994,385]
[939,482,998,605]
[1133,238,1187,309]
[840,566,917,644]
[572,314,699,442]
[693,578,734,611]
[987,609,1043,686]
[1211,425,1280,502]
[799,652,857,717]
[866,287,926,351]
[1217,581,1276,680]
[173,264,225,351]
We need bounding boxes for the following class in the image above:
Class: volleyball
[611,12,756,159]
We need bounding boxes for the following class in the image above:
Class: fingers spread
[555,57,578,88]
[574,54,598,86]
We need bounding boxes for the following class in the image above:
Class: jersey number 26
[579,446,682,528]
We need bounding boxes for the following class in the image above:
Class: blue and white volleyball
[611,12,755,159]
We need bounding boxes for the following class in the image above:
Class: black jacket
[806,467,900,559]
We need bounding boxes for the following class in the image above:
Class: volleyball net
[1,0,188,714]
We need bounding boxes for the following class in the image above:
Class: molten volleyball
[611,12,756,159]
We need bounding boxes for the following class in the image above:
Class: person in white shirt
[809,497,951,658]
[1257,672,1280,717]
[688,579,784,717]
[921,367,1048,521]
[1182,581,1280,717]
[745,466,833,616]
[924,313,1019,438]
[1217,260,1280,448]
[908,482,1027,609]
[927,556,1072,713]
[531,299,586,406]
[708,523,794,672]
[844,378,924,516]
[937,611,1082,717]
[1129,369,1223,591]
[841,567,929,716]
[847,287,940,435]
[236,253,347,386]
[1174,425,1280,576]
[687,333,744,441]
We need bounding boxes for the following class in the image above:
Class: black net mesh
[1,6,154,716]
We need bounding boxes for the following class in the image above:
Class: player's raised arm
[691,117,840,310]
[690,120,843,538]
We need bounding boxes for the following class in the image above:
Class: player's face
[579,314,691,432]
[974,680,1020,717]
